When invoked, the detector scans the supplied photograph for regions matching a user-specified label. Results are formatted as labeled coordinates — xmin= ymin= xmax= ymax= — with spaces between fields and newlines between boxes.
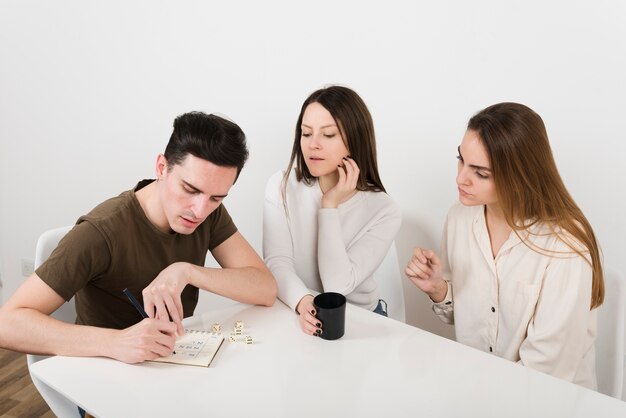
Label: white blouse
xmin=433 ymin=203 xmax=597 ymax=389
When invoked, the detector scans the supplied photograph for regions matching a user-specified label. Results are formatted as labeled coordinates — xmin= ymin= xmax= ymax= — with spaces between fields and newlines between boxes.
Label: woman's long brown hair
xmin=282 ymin=85 xmax=386 ymax=200
xmin=468 ymin=102 xmax=604 ymax=309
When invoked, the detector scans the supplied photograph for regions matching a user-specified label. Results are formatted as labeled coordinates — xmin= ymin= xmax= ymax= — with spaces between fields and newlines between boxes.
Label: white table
xmin=30 ymin=301 xmax=626 ymax=417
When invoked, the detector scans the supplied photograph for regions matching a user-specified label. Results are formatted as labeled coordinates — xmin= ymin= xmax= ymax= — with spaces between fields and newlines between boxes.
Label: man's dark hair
xmin=164 ymin=112 xmax=249 ymax=180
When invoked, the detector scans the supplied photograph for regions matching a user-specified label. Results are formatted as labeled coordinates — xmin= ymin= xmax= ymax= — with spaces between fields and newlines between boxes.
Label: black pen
xmin=122 ymin=288 xmax=149 ymax=318
xmin=123 ymin=288 xmax=176 ymax=354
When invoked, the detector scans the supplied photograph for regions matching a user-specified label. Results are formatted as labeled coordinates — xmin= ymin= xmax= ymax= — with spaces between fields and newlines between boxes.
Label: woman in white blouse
xmin=405 ymin=102 xmax=604 ymax=389
xmin=263 ymin=85 xmax=401 ymax=336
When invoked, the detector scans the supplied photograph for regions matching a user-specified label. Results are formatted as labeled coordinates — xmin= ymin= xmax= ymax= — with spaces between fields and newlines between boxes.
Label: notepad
xmin=150 ymin=329 xmax=224 ymax=367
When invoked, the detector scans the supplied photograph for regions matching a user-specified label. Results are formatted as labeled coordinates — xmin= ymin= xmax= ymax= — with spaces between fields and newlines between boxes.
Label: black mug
xmin=313 ymin=292 xmax=346 ymax=340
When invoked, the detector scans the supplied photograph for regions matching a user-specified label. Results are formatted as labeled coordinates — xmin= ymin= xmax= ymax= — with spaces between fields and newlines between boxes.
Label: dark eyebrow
xmin=458 ymin=146 xmax=491 ymax=172
xmin=182 ymin=180 xmax=228 ymax=198
xmin=182 ymin=180 xmax=202 ymax=193
xmin=301 ymin=123 xmax=337 ymax=130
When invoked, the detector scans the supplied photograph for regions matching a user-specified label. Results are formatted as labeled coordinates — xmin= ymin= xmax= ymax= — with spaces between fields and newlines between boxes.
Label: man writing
xmin=0 ymin=112 xmax=276 ymax=363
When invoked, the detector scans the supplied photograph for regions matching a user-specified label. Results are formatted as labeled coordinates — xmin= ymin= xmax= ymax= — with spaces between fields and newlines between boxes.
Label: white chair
xmin=374 ymin=241 xmax=406 ymax=322
xmin=28 ymin=225 xmax=80 ymax=417
xmin=596 ymin=267 xmax=626 ymax=399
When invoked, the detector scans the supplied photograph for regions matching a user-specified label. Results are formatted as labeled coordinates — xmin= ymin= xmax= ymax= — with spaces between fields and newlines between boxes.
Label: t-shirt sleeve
xmin=35 ymin=221 xmax=111 ymax=302
xmin=206 ymin=204 xmax=238 ymax=251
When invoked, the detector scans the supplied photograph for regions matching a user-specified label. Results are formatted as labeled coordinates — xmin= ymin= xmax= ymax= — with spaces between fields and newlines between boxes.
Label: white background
xmin=1 ymin=1 xmax=624 ymax=341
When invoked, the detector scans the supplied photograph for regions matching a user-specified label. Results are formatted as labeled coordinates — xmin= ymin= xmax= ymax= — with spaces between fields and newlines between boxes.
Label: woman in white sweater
xmin=405 ymin=102 xmax=604 ymax=389
xmin=263 ymin=85 xmax=401 ymax=336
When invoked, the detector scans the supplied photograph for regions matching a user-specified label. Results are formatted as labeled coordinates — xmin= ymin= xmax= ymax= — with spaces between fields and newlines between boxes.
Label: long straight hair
xmin=468 ymin=102 xmax=604 ymax=309
xmin=282 ymin=85 xmax=386 ymax=199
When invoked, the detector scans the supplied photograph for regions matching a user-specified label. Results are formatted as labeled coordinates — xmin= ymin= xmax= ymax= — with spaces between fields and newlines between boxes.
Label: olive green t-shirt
xmin=36 ymin=180 xmax=237 ymax=329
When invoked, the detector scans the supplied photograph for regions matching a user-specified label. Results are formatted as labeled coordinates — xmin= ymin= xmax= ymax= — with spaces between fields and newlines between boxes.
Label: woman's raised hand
xmin=405 ymin=247 xmax=448 ymax=303
xmin=322 ymin=156 xmax=359 ymax=209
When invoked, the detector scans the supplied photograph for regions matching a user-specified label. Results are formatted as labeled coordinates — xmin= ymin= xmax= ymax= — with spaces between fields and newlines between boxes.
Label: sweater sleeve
xmin=262 ymin=171 xmax=312 ymax=312
xmin=316 ymin=197 xmax=402 ymax=296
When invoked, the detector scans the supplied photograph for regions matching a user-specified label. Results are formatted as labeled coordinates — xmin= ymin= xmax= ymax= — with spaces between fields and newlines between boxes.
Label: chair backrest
xmin=34 ymin=226 xmax=76 ymax=323
xmin=28 ymin=225 xmax=80 ymax=417
xmin=596 ymin=267 xmax=626 ymax=399
xmin=374 ymin=242 xmax=406 ymax=322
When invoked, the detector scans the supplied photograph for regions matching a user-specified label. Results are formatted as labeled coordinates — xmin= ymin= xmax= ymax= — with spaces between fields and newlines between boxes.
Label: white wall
xmin=1 ymin=1 xmax=624 ymax=341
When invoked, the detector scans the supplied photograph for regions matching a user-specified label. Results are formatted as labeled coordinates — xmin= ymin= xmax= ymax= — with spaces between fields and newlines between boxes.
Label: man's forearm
xmin=187 ymin=264 xmax=277 ymax=306
xmin=0 ymin=307 xmax=114 ymax=357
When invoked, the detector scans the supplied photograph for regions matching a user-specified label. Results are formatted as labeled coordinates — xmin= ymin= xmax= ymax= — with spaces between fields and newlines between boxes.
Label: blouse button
xmin=491 ymin=306 xmax=495 ymax=313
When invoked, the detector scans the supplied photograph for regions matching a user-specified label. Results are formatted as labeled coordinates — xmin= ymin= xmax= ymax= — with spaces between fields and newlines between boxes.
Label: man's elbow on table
xmin=257 ymin=267 xmax=278 ymax=307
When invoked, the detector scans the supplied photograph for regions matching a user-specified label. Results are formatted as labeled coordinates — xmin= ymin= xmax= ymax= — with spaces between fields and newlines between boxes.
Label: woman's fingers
xmin=299 ymin=310 xmax=323 ymax=336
